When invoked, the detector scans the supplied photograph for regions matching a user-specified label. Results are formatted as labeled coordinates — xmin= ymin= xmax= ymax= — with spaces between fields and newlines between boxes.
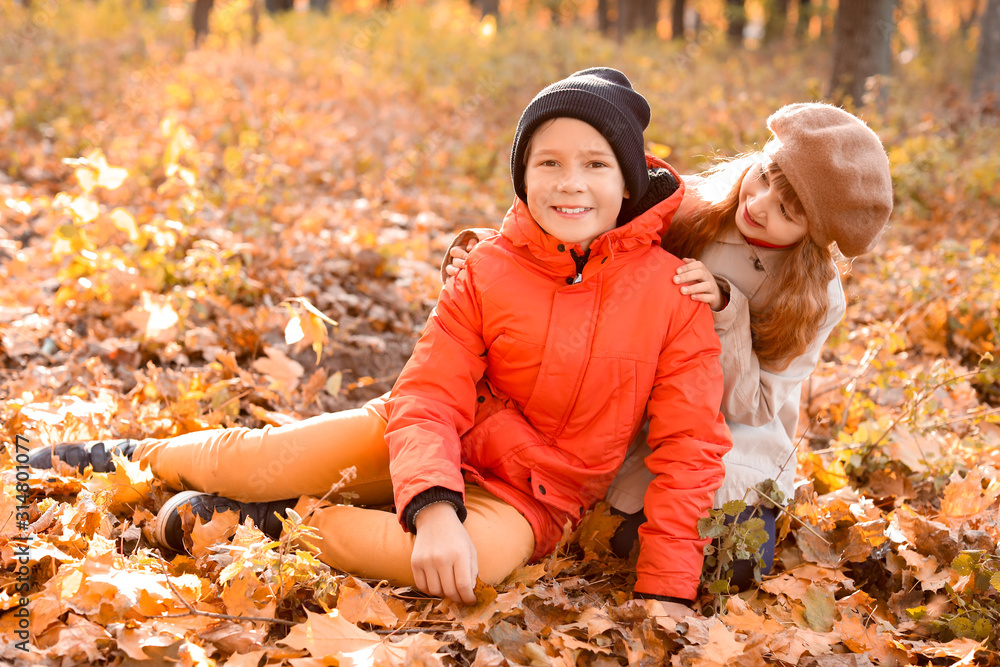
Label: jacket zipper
xmin=569 ymin=248 xmax=591 ymax=284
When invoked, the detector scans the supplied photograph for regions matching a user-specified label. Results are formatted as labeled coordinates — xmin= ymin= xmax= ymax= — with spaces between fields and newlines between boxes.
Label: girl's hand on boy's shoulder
xmin=674 ymin=259 xmax=724 ymax=311
xmin=444 ymin=240 xmax=476 ymax=280
xmin=411 ymin=502 xmax=479 ymax=604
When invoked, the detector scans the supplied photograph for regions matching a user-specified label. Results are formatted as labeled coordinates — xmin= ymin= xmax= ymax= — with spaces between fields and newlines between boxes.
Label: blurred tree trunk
xmin=973 ymin=0 xmax=1000 ymax=103
xmin=764 ymin=0 xmax=789 ymax=43
xmin=959 ymin=2 xmax=981 ymax=42
xmin=598 ymin=0 xmax=613 ymax=35
xmin=638 ymin=0 xmax=657 ymax=31
xmin=251 ymin=0 xmax=260 ymax=44
xmin=915 ymin=0 xmax=933 ymax=49
xmin=265 ymin=0 xmax=293 ymax=13
xmin=618 ymin=0 xmax=638 ymax=40
xmin=310 ymin=0 xmax=330 ymax=13
xmin=671 ymin=0 xmax=685 ymax=39
xmin=193 ymin=0 xmax=214 ymax=48
xmin=725 ymin=0 xmax=746 ymax=44
xmin=479 ymin=0 xmax=500 ymax=21
xmin=829 ymin=0 xmax=893 ymax=105
xmin=795 ymin=0 xmax=812 ymax=38
xmin=818 ymin=0 xmax=832 ymax=38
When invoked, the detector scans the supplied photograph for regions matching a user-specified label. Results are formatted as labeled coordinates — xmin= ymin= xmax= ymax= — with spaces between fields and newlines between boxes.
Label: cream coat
xmin=606 ymin=224 xmax=846 ymax=511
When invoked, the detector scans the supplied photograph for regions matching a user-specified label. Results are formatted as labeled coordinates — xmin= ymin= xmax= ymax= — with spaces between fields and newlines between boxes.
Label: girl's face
xmin=524 ymin=118 xmax=629 ymax=250
xmin=735 ymin=159 xmax=808 ymax=247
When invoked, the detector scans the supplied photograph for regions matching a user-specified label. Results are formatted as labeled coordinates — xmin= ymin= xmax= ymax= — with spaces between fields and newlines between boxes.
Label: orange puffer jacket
xmin=377 ymin=159 xmax=732 ymax=600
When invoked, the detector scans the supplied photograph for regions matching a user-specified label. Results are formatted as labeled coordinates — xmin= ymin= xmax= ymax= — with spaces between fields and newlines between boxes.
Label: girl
xmin=446 ymin=103 xmax=894 ymax=590
xmin=30 ymin=68 xmax=732 ymax=611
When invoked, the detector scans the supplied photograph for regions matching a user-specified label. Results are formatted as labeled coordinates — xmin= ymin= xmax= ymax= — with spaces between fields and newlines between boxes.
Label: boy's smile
xmin=524 ymin=118 xmax=629 ymax=250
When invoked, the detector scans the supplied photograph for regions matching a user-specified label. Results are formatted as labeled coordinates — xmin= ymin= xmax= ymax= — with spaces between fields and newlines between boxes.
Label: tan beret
xmin=765 ymin=103 xmax=893 ymax=257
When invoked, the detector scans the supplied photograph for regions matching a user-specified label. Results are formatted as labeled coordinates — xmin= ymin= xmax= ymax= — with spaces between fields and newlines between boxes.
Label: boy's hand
xmin=443 ymin=239 xmax=478 ymax=282
xmin=411 ymin=502 xmax=479 ymax=604
xmin=674 ymin=259 xmax=724 ymax=311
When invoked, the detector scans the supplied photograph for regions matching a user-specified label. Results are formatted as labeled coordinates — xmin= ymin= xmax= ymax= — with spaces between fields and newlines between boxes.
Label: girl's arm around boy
xmin=636 ymin=284 xmax=733 ymax=602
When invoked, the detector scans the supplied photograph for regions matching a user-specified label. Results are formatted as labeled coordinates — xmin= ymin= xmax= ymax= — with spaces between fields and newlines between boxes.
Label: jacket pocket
xmin=527 ymin=466 xmax=584 ymax=516
xmin=461 ymin=406 xmax=544 ymax=471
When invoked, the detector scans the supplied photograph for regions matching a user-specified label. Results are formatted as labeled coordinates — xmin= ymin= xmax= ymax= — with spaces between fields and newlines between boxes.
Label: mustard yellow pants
xmin=134 ymin=404 xmax=535 ymax=585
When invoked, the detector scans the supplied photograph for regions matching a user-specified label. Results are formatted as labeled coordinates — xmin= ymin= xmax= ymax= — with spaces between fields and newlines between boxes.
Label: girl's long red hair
xmin=664 ymin=154 xmax=835 ymax=371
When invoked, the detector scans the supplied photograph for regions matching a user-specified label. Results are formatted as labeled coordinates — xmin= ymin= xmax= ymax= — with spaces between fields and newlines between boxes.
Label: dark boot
xmin=26 ymin=439 xmax=137 ymax=473
xmin=154 ymin=490 xmax=297 ymax=552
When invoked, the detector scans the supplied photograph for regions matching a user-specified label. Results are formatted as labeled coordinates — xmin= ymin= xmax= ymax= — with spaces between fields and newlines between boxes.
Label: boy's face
xmin=524 ymin=118 xmax=629 ymax=250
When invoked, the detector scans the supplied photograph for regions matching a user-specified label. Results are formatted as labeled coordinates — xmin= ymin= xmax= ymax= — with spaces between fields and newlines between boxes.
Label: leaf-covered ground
xmin=2 ymin=2 xmax=1000 ymax=665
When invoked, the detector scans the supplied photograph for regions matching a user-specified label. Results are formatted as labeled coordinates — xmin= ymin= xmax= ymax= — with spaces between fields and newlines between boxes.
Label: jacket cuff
xmin=711 ymin=278 xmax=744 ymax=332
xmin=633 ymin=591 xmax=695 ymax=606
xmin=402 ymin=486 xmax=468 ymax=533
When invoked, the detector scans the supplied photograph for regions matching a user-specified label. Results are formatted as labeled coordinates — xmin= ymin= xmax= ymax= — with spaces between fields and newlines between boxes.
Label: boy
xmin=30 ymin=69 xmax=731 ymax=609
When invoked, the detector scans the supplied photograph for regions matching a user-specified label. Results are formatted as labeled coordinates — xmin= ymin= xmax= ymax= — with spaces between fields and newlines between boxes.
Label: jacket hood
xmin=501 ymin=156 xmax=684 ymax=274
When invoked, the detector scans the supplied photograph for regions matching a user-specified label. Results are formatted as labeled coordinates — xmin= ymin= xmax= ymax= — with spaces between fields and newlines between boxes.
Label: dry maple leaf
xmin=184 ymin=505 xmax=242 ymax=559
xmin=501 ymin=562 xmax=547 ymax=588
xmin=279 ymin=609 xmax=445 ymax=666
xmin=891 ymin=505 xmax=961 ymax=563
xmin=940 ymin=468 xmax=1000 ymax=519
xmin=252 ymin=345 xmax=305 ymax=397
xmin=336 ymin=576 xmax=406 ymax=629
xmin=767 ymin=627 xmax=839 ymax=664
xmin=720 ymin=595 xmax=784 ymax=636
xmin=898 ymin=550 xmax=950 ymax=592
xmin=40 ymin=612 xmax=113 ymax=662
xmin=687 ymin=620 xmax=747 ymax=667
xmin=220 ymin=569 xmax=275 ymax=620
xmin=905 ymin=637 xmax=986 ymax=661
xmin=219 ymin=650 xmax=272 ymax=667
xmin=82 ymin=452 xmax=153 ymax=512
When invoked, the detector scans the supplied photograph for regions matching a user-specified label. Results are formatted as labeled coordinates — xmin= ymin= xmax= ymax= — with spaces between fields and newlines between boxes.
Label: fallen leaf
xmin=899 ymin=550 xmax=950 ymax=591
xmin=187 ymin=507 xmax=241 ymax=558
xmin=800 ymin=585 xmax=836 ymax=633
xmin=892 ymin=505 xmax=961 ymax=563
xmin=940 ymin=468 xmax=1000 ymax=518
xmin=82 ymin=452 xmax=153 ymax=512
xmin=691 ymin=620 xmax=745 ymax=666
xmin=125 ymin=291 xmax=180 ymax=343
xmin=252 ymin=345 xmax=305 ymax=397
xmin=279 ymin=609 xmax=445 ymax=666
xmin=336 ymin=577 xmax=405 ymax=629
xmin=721 ymin=595 xmax=784 ymax=636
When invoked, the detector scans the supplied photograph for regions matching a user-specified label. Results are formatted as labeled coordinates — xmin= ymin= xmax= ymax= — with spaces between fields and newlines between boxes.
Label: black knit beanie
xmin=511 ymin=67 xmax=651 ymax=213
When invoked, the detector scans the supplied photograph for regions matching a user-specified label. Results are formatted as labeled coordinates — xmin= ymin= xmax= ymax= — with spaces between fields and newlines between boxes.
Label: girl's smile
xmin=741 ymin=206 xmax=764 ymax=230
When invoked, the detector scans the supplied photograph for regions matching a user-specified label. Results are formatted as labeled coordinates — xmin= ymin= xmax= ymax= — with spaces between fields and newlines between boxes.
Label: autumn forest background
xmin=2 ymin=0 xmax=1000 ymax=664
